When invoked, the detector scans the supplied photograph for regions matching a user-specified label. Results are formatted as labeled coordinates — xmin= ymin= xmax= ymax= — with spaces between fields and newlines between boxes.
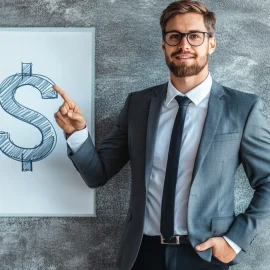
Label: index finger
xmin=53 ymin=85 xmax=72 ymax=103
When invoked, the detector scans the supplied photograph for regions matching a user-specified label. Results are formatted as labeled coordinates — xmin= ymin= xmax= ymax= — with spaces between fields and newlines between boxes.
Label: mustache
xmin=171 ymin=50 xmax=197 ymax=58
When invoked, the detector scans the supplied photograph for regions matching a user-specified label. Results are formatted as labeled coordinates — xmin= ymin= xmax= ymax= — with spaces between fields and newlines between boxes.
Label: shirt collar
xmin=165 ymin=73 xmax=213 ymax=106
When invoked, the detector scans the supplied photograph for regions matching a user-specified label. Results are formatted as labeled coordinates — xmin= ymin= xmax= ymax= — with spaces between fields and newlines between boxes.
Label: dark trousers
xmin=131 ymin=235 xmax=229 ymax=270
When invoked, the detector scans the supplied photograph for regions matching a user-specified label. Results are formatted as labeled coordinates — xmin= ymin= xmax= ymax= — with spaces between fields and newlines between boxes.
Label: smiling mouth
xmin=175 ymin=55 xmax=195 ymax=59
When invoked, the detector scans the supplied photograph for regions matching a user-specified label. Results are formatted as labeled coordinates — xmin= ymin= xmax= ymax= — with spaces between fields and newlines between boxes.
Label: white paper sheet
xmin=0 ymin=28 xmax=95 ymax=216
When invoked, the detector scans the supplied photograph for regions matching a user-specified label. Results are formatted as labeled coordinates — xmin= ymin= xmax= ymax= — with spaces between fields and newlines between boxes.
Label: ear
xmin=208 ymin=36 xmax=216 ymax=55
xmin=162 ymin=39 xmax=166 ymax=54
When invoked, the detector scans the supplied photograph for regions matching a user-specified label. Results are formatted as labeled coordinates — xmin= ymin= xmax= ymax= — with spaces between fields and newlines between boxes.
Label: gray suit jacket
xmin=68 ymin=80 xmax=270 ymax=270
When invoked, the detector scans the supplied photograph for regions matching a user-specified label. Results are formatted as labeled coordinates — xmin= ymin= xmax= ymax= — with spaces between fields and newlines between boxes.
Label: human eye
xmin=168 ymin=33 xmax=180 ymax=40
xmin=189 ymin=33 xmax=202 ymax=40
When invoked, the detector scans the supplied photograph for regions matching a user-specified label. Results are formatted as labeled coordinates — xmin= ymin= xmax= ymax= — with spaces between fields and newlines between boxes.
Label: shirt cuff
xmin=223 ymin=236 xmax=242 ymax=254
xmin=66 ymin=127 xmax=89 ymax=153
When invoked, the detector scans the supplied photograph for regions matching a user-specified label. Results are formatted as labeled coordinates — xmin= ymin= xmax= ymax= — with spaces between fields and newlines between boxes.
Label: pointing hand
xmin=53 ymin=85 xmax=86 ymax=135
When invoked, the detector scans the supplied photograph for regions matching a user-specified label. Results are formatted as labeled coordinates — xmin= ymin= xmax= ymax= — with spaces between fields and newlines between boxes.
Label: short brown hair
xmin=160 ymin=0 xmax=216 ymax=36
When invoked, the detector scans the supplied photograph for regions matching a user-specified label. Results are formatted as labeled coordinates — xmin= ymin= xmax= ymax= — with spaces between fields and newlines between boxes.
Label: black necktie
xmin=160 ymin=95 xmax=191 ymax=241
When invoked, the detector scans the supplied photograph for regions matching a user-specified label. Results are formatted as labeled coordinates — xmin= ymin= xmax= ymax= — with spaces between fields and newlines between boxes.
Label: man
xmin=53 ymin=1 xmax=270 ymax=269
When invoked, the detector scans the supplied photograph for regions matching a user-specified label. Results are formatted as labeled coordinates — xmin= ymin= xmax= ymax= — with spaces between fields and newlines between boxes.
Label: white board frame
xmin=0 ymin=27 xmax=96 ymax=217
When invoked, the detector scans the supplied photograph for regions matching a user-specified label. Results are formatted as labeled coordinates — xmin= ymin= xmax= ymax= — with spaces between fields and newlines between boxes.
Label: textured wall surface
xmin=0 ymin=0 xmax=269 ymax=269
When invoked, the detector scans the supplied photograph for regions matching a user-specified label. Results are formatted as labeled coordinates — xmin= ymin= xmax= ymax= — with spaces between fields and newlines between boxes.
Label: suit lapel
xmin=145 ymin=84 xmax=167 ymax=192
xmin=191 ymin=80 xmax=225 ymax=184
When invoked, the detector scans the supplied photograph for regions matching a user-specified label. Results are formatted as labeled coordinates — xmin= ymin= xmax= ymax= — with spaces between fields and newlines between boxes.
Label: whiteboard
xmin=0 ymin=28 xmax=95 ymax=216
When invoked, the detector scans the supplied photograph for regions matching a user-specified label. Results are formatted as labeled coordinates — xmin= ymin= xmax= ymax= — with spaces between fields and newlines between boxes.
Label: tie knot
xmin=175 ymin=95 xmax=191 ymax=106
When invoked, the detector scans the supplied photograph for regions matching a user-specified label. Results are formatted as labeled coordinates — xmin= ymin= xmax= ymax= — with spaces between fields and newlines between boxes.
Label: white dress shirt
xmin=67 ymin=73 xmax=241 ymax=254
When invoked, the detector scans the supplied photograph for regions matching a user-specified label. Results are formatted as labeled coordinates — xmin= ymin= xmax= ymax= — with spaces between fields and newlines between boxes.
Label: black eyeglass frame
xmin=162 ymin=31 xmax=213 ymax=47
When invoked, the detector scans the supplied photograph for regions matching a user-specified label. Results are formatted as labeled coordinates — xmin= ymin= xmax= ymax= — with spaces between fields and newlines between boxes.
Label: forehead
xmin=165 ymin=12 xmax=207 ymax=32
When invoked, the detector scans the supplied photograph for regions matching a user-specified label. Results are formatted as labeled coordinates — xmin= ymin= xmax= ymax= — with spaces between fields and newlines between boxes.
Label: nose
xmin=177 ymin=34 xmax=191 ymax=49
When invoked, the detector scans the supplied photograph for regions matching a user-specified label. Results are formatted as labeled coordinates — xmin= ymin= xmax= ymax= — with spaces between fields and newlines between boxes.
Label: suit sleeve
xmin=67 ymin=93 xmax=131 ymax=188
xmin=224 ymin=98 xmax=270 ymax=251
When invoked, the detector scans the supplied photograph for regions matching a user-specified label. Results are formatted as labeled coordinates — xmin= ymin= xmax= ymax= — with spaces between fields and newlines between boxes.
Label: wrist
xmin=66 ymin=125 xmax=86 ymax=138
xmin=76 ymin=124 xmax=86 ymax=131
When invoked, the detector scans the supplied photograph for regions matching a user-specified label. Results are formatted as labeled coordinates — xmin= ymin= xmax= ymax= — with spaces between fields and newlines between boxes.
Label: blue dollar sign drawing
xmin=0 ymin=63 xmax=58 ymax=172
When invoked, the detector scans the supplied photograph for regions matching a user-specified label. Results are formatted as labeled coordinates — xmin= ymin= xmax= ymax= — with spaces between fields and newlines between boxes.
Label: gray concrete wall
xmin=0 ymin=0 xmax=269 ymax=269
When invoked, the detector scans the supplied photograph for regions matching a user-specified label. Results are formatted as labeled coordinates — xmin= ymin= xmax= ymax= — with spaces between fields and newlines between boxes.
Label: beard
xmin=165 ymin=50 xmax=209 ymax=77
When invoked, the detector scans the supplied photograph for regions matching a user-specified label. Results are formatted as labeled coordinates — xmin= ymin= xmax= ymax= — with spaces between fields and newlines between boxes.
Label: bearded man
xmin=54 ymin=1 xmax=270 ymax=269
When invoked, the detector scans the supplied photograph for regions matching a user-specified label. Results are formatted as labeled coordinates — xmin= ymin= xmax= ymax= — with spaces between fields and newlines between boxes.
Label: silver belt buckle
xmin=161 ymin=235 xmax=180 ymax=245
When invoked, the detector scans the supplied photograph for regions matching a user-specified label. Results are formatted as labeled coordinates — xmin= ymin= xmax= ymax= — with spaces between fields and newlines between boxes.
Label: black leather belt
xmin=143 ymin=234 xmax=190 ymax=245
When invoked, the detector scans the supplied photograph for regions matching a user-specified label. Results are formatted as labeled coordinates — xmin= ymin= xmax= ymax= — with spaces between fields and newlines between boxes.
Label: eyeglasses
xmin=163 ymin=31 xmax=212 ymax=47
